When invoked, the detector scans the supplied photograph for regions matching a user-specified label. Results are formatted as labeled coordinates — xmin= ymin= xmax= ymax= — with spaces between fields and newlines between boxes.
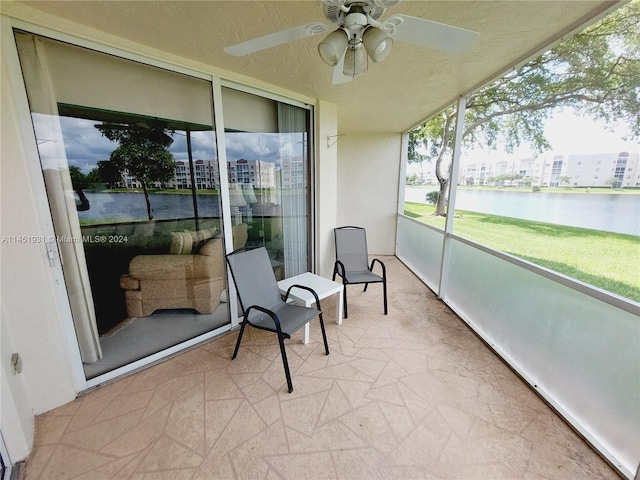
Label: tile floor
xmin=25 ymin=257 xmax=620 ymax=479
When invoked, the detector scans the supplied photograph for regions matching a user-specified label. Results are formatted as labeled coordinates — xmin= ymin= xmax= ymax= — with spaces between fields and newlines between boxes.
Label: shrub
xmin=425 ymin=191 xmax=439 ymax=205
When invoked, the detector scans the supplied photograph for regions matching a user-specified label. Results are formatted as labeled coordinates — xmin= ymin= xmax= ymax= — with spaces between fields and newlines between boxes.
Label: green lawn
xmin=404 ymin=201 xmax=640 ymax=302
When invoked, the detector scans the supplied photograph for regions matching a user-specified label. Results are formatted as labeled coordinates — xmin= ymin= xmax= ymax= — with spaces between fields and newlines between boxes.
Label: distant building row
xmin=121 ymin=158 xmax=305 ymax=190
xmin=458 ymin=151 xmax=640 ymax=188
xmin=410 ymin=151 xmax=640 ymax=188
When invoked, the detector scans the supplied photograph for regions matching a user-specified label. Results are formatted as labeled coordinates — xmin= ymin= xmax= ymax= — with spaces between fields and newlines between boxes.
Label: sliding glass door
xmin=15 ymin=32 xmax=229 ymax=380
xmin=222 ymin=87 xmax=312 ymax=279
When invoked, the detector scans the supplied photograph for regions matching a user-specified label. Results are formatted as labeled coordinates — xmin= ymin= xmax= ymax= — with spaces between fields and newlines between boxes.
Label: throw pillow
xmin=169 ymin=231 xmax=192 ymax=254
xmin=169 ymin=227 xmax=217 ymax=254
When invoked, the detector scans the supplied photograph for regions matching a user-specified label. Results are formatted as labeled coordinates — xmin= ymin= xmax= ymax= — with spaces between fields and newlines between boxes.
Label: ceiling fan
xmin=224 ymin=0 xmax=479 ymax=84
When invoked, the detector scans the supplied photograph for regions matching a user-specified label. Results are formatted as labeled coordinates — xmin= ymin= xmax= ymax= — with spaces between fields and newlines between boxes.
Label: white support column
xmin=397 ymin=133 xmax=409 ymax=216
xmin=438 ymin=96 xmax=467 ymax=300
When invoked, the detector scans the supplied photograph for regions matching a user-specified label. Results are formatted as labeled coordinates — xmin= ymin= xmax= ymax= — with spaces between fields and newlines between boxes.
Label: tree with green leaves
xmin=605 ymin=177 xmax=622 ymax=189
xmin=558 ymin=176 xmax=573 ymax=187
xmin=406 ymin=173 xmax=421 ymax=185
xmin=68 ymin=165 xmax=86 ymax=189
xmin=488 ymin=173 xmax=514 ymax=186
xmin=85 ymin=167 xmax=102 ymax=186
xmin=96 ymin=122 xmax=176 ymax=220
xmin=409 ymin=0 xmax=640 ymax=215
xmin=68 ymin=165 xmax=90 ymax=211
xmin=94 ymin=160 xmax=123 ymax=189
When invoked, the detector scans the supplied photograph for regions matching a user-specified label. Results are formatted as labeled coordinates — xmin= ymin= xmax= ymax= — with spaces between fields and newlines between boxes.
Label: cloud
xmin=278 ymin=132 xmax=306 ymax=159
xmin=225 ymin=132 xmax=281 ymax=163
xmin=59 ymin=116 xmax=117 ymax=171
xmin=45 ymin=115 xmax=306 ymax=175
xmin=170 ymin=131 xmax=217 ymax=162
xmin=56 ymin=117 xmax=220 ymax=172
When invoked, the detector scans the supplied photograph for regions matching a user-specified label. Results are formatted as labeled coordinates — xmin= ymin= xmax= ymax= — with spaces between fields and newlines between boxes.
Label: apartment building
xmin=565 ymin=151 xmax=640 ymax=188
xmin=460 ymin=151 xmax=640 ymax=188
xmin=119 ymin=158 xmax=280 ymax=190
xmin=228 ymin=158 xmax=277 ymax=189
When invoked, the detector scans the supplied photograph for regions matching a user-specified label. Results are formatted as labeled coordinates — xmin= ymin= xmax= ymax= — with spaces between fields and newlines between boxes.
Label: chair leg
xmin=276 ymin=332 xmax=294 ymax=393
xmin=231 ymin=322 xmax=247 ymax=360
xmin=383 ymin=279 xmax=388 ymax=315
xmin=318 ymin=313 xmax=330 ymax=356
xmin=343 ymin=285 xmax=348 ymax=319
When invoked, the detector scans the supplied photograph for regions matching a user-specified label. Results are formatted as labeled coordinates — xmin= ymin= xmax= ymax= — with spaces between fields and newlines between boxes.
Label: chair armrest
xmin=245 ymin=304 xmax=281 ymax=330
xmin=284 ymin=284 xmax=322 ymax=310
xmin=370 ymin=258 xmax=386 ymax=278
xmin=120 ymin=274 xmax=139 ymax=290
xmin=199 ymin=237 xmax=223 ymax=257
xmin=333 ymin=260 xmax=346 ymax=281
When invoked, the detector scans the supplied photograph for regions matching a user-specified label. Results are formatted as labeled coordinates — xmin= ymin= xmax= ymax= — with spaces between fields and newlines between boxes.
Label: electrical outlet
xmin=10 ymin=353 xmax=22 ymax=374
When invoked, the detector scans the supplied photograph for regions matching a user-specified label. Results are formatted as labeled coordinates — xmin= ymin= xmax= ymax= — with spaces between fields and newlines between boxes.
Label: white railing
xmin=396 ymin=214 xmax=640 ymax=479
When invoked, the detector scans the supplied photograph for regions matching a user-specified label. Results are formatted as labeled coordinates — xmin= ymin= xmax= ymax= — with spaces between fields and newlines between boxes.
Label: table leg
xmin=336 ymin=289 xmax=343 ymax=325
xmin=302 ymin=324 xmax=310 ymax=344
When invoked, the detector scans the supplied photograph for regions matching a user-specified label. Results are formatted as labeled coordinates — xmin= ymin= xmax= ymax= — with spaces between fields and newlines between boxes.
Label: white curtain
xmin=277 ymin=103 xmax=308 ymax=276
xmin=16 ymin=34 xmax=102 ymax=363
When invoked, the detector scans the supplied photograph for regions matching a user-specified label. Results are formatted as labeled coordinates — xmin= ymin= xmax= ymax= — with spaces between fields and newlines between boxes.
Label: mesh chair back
xmin=226 ymin=247 xmax=283 ymax=312
xmin=334 ymin=226 xmax=370 ymax=272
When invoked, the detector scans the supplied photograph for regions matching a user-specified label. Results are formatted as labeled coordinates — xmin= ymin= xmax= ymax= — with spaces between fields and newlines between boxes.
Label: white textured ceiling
xmin=10 ymin=0 xmax=617 ymax=133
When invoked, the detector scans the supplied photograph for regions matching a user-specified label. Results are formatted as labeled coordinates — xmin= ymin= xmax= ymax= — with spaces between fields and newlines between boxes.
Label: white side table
xmin=277 ymin=272 xmax=344 ymax=344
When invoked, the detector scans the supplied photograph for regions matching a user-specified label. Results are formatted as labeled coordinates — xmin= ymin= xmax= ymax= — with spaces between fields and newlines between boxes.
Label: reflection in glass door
xmin=222 ymin=87 xmax=312 ymax=279
xmin=15 ymin=31 xmax=230 ymax=380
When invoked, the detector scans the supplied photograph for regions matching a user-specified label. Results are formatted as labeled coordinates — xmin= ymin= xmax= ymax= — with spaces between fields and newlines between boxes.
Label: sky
xmin=460 ymin=108 xmax=639 ymax=166
xmin=541 ymin=110 xmax=638 ymax=155
xmin=54 ymin=116 xmax=292 ymax=174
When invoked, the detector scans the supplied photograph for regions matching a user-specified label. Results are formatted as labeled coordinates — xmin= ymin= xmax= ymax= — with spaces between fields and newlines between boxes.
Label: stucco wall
xmin=315 ymin=101 xmax=339 ymax=279
xmin=336 ymin=132 xmax=402 ymax=255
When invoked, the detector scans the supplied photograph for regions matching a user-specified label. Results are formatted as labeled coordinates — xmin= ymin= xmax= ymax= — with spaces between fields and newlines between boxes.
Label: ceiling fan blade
xmin=332 ymin=54 xmax=354 ymax=84
xmin=225 ymin=22 xmax=328 ymax=56
xmin=386 ymin=14 xmax=479 ymax=53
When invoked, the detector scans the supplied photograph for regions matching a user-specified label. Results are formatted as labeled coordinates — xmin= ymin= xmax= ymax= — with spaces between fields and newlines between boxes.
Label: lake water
xmin=79 ymin=190 xmax=640 ymax=236
xmin=78 ymin=192 xmax=222 ymax=223
xmin=405 ymin=187 xmax=640 ymax=236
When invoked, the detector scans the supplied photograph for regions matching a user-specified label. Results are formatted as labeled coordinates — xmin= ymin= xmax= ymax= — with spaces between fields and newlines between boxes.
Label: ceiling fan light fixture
xmin=362 ymin=26 xmax=392 ymax=63
xmin=318 ymin=29 xmax=348 ymax=67
xmin=343 ymin=44 xmax=367 ymax=77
